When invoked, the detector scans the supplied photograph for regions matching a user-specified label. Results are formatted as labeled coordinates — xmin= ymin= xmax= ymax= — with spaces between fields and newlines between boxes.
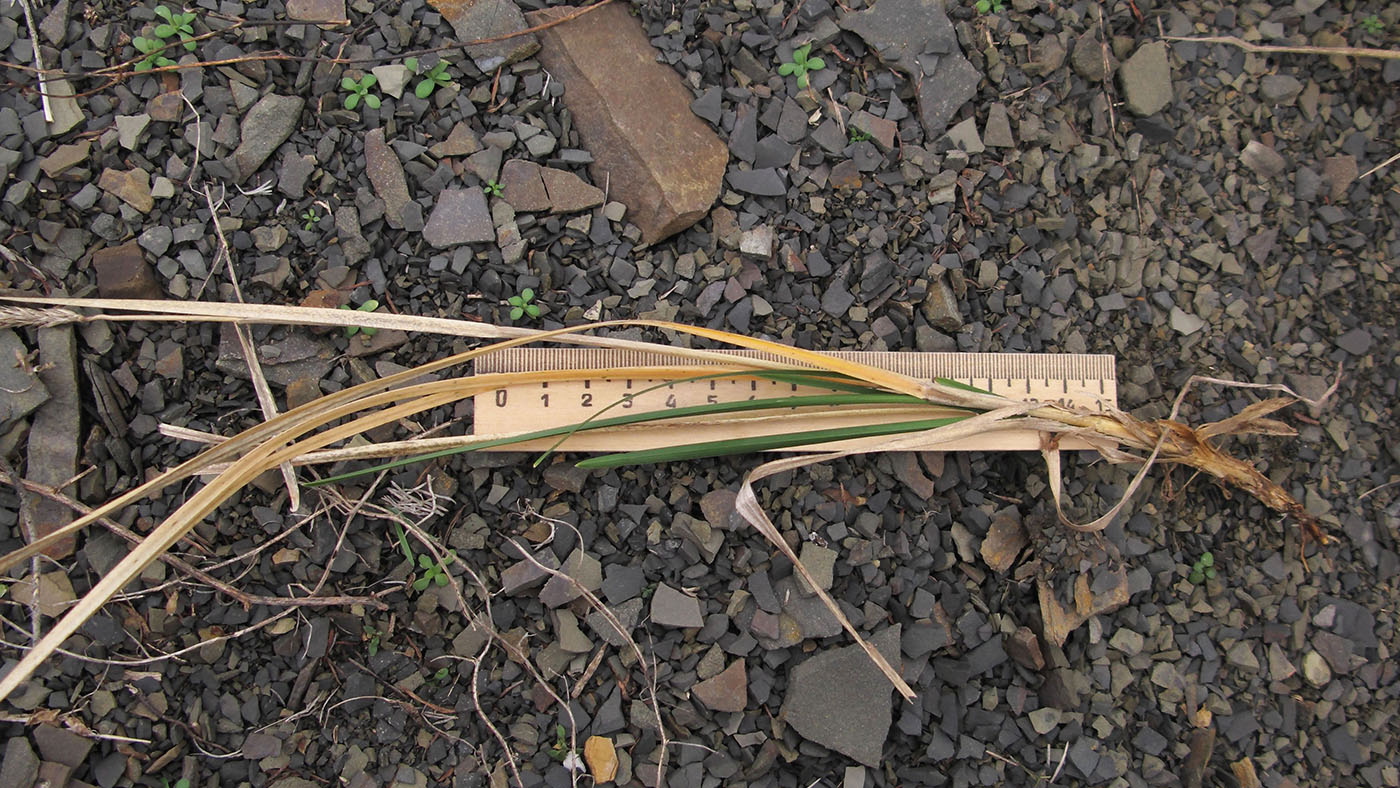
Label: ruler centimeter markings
xmin=472 ymin=349 xmax=1117 ymax=453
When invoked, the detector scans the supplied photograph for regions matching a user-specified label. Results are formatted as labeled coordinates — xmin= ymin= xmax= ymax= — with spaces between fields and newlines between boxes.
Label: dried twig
xmin=1161 ymin=34 xmax=1400 ymax=60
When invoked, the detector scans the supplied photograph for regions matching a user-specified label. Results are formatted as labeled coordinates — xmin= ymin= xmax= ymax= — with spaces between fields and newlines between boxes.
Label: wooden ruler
xmin=472 ymin=349 xmax=1116 ymax=452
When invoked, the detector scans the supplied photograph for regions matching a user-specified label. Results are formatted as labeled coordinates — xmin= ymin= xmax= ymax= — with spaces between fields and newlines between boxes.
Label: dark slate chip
xmin=726 ymin=167 xmax=786 ymax=196
xmin=690 ymin=87 xmax=722 ymax=125
xmin=729 ymin=105 xmax=758 ymax=162
xmin=753 ymin=135 xmax=796 ymax=169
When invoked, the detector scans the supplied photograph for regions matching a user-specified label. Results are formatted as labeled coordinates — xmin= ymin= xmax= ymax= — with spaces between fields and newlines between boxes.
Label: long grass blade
xmin=576 ymin=415 xmax=974 ymax=468
xmin=307 ymin=390 xmax=937 ymax=486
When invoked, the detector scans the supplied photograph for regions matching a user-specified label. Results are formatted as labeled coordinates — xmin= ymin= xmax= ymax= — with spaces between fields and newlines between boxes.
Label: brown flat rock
xmin=422 ymin=187 xmax=494 ymax=248
xmin=528 ymin=3 xmax=727 ymax=246
xmin=500 ymin=159 xmax=550 ymax=212
xmin=39 ymin=141 xmax=90 ymax=178
xmin=98 ymin=167 xmax=154 ymax=213
xmin=286 ymin=0 xmax=346 ymax=23
xmin=364 ymin=128 xmax=412 ymax=229
xmin=430 ymin=0 xmax=539 ymax=72
xmin=980 ymin=508 xmax=1027 ymax=573
xmin=692 ymin=658 xmax=747 ymax=713
xmin=91 ymin=241 xmax=162 ymax=299
xmin=430 ymin=122 xmax=482 ymax=157
xmin=540 ymin=166 xmax=603 ymax=213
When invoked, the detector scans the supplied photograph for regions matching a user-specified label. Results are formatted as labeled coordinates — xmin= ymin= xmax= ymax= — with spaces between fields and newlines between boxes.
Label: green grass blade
xmin=305 ymin=389 xmax=935 ymax=486
xmin=530 ymin=369 xmax=900 ymax=465
xmin=575 ymin=414 xmax=974 ymax=469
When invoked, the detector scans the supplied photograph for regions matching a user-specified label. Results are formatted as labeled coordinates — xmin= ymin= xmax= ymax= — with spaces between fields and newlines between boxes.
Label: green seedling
xmin=132 ymin=37 xmax=176 ymax=71
xmin=413 ymin=60 xmax=454 ymax=99
xmin=1187 ymin=551 xmax=1217 ymax=585
xmin=162 ymin=779 xmax=191 ymax=788
xmin=154 ymin=5 xmax=197 ymax=46
xmin=363 ymin=624 xmax=382 ymax=656
xmin=778 ymin=43 xmax=826 ymax=88
xmin=431 ymin=666 xmax=451 ymax=683
xmin=546 ymin=724 xmax=572 ymax=761
xmin=341 ymin=74 xmax=381 ymax=111
xmin=849 ymin=128 xmax=872 ymax=143
xmin=300 ymin=208 xmax=319 ymax=231
xmin=1360 ymin=15 xmax=1385 ymax=35
xmin=133 ymin=5 xmax=198 ymax=71
xmin=507 ymin=288 xmax=541 ymax=321
xmin=975 ymin=0 xmax=1007 ymax=13
xmin=340 ymin=299 xmax=380 ymax=338
xmin=412 ymin=550 xmax=457 ymax=592
xmin=485 ymin=180 xmax=503 ymax=197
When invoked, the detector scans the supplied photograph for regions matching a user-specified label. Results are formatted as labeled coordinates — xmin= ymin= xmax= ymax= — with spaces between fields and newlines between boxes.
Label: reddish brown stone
xmin=527 ymin=3 xmax=727 ymax=246
xmin=500 ymin=159 xmax=550 ymax=212
xmin=91 ymin=241 xmax=162 ymax=300
xmin=1005 ymin=626 xmax=1045 ymax=671
xmin=692 ymin=658 xmax=747 ymax=712
xmin=98 ymin=167 xmax=154 ymax=213
xmin=980 ymin=509 xmax=1027 ymax=573
xmin=364 ymin=128 xmax=411 ymax=229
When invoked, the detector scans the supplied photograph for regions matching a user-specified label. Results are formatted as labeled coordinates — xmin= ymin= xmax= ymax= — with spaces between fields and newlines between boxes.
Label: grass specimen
xmin=0 ymin=295 xmax=1335 ymax=706
xmin=778 ymin=43 xmax=826 ymax=88
xmin=341 ymin=73 xmax=381 ymax=111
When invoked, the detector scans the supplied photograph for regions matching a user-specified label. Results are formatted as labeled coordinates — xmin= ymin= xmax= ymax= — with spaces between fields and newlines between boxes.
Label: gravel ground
xmin=0 ymin=0 xmax=1397 ymax=786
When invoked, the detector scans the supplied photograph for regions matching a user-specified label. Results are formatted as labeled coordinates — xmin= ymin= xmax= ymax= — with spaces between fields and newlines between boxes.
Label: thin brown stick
xmin=1359 ymin=150 xmax=1400 ymax=180
xmin=1160 ymin=34 xmax=1400 ymax=60
xmin=202 ymin=185 xmax=301 ymax=509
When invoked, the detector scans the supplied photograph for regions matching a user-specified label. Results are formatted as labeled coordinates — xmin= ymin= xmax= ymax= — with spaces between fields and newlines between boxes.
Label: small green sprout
xmin=340 ymin=299 xmax=379 ymax=338
xmin=485 ymin=180 xmax=503 ymax=197
xmin=134 ymin=5 xmax=197 ymax=71
xmin=413 ymin=60 xmax=455 ymax=99
xmin=412 ymin=550 xmax=457 ymax=592
xmin=363 ymin=624 xmax=382 ymax=656
xmin=162 ymin=779 xmax=191 ymax=788
xmin=849 ymin=127 xmax=872 ymax=143
xmin=1187 ymin=551 xmax=1217 ymax=585
xmin=341 ymin=73 xmax=381 ymax=111
xmin=431 ymin=666 xmax=451 ymax=684
xmin=153 ymin=5 xmax=197 ymax=48
xmin=778 ymin=43 xmax=826 ymax=89
xmin=390 ymin=520 xmax=416 ymax=565
xmin=507 ymin=288 xmax=541 ymax=321
xmin=546 ymin=724 xmax=574 ymax=761
xmin=300 ymin=208 xmax=319 ymax=231
xmin=132 ymin=37 xmax=176 ymax=71
xmin=974 ymin=0 xmax=1007 ymax=13
xmin=1359 ymin=15 xmax=1385 ymax=35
